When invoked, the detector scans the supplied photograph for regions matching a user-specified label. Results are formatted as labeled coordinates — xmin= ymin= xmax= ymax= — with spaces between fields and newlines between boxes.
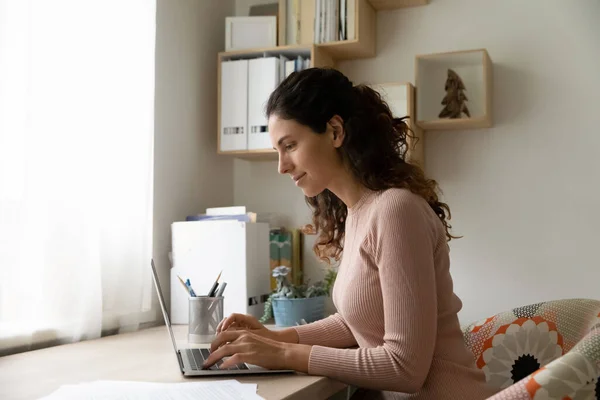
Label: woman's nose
xmin=278 ymin=155 xmax=291 ymax=175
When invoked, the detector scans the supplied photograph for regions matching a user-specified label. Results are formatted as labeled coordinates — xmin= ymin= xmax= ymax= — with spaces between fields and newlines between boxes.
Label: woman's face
xmin=268 ymin=115 xmax=343 ymax=198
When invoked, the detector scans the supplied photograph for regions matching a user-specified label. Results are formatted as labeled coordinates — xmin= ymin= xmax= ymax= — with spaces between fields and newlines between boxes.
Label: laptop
xmin=150 ymin=259 xmax=294 ymax=376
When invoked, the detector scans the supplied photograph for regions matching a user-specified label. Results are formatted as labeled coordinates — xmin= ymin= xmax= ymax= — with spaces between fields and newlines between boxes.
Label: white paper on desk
xmin=37 ymin=379 xmax=263 ymax=400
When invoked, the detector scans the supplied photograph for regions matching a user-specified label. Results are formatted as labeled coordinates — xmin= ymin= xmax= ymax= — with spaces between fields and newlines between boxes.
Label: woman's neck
xmin=327 ymin=169 xmax=366 ymax=209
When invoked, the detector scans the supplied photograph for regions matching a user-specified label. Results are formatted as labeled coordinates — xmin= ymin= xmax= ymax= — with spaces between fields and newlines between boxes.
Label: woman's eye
xmin=285 ymin=143 xmax=295 ymax=151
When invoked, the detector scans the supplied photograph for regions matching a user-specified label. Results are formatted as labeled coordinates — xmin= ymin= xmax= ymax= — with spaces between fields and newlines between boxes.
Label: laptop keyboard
xmin=185 ymin=348 xmax=249 ymax=371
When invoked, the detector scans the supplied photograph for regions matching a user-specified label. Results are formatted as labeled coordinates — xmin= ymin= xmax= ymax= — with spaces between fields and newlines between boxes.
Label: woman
xmin=203 ymin=68 xmax=497 ymax=399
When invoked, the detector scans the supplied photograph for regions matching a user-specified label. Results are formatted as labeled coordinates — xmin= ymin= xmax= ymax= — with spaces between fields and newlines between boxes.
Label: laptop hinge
xmin=177 ymin=350 xmax=185 ymax=373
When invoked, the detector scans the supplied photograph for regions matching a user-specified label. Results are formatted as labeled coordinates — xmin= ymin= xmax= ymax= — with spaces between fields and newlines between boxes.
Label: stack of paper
xmin=38 ymin=380 xmax=264 ymax=400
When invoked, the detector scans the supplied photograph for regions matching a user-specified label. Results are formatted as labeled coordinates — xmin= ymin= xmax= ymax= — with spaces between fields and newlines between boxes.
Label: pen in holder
xmin=188 ymin=295 xmax=224 ymax=344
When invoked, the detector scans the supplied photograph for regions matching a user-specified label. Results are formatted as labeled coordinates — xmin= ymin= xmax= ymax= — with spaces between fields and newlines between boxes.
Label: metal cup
xmin=188 ymin=296 xmax=224 ymax=343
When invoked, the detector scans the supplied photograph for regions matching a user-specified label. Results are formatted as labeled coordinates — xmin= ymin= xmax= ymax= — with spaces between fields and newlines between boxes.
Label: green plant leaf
xmin=259 ymin=295 xmax=273 ymax=323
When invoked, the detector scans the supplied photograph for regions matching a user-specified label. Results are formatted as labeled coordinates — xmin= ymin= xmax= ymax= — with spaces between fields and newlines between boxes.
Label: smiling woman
xmin=266 ymin=68 xmax=456 ymax=263
xmin=208 ymin=67 xmax=499 ymax=400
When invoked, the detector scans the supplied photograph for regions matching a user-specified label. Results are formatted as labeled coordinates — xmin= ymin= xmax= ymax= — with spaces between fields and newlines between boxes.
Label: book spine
xmin=269 ymin=231 xmax=281 ymax=291
xmin=185 ymin=214 xmax=251 ymax=222
xmin=278 ymin=231 xmax=293 ymax=286
xmin=292 ymin=228 xmax=304 ymax=285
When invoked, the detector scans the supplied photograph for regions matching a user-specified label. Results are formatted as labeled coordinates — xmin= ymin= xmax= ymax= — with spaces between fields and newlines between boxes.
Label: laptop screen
xmin=150 ymin=259 xmax=179 ymax=355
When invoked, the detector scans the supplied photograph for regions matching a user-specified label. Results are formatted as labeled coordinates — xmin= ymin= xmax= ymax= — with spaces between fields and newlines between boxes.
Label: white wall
xmin=154 ymin=0 xmax=235 ymax=312
xmin=234 ymin=0 xmax=600 ymax=323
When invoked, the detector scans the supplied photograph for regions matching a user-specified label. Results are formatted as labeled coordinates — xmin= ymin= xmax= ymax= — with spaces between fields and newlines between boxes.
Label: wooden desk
xmin=0 ymin=325 xmax=347 ymax=400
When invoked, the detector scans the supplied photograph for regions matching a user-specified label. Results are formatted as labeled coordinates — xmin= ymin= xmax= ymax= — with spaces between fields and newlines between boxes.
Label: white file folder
xmin=170 ymin=220 xmax=271 ymax=324
xmin=247 ymin=57 xmax=279 ymax=150
xmin=220 ymin=59 xmax=249 ymax=152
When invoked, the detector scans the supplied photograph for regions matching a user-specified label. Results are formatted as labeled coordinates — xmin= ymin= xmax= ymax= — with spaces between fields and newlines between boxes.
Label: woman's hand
xmin=203 ymin=330 xmax=311 ymax=372
xmin=216 ymin=313 xmax=301 ymax=344
xmin=217 ymin=313 xmax=266 ymax=334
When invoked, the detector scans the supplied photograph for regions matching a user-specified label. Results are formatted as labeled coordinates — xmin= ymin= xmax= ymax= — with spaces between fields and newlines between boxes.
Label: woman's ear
xmin=328 ymin=115 xmax=345 ymax=148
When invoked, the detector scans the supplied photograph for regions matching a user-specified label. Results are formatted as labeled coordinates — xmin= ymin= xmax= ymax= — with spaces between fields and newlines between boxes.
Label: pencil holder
xmin=188 ymin=296 xmax=224 ymax=344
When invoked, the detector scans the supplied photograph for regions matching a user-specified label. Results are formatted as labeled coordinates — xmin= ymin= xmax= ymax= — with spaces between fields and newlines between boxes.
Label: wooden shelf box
xmin=415 ymin=48 xmax=492 ymax=130
xmin=278 ymin=0 xmax=376 ymax=63
xmin=368 ymin=0 xmax=429 ymax=11
xmin=216 ymin=148 xmax=278 ymax=161
xmin=371 ymin=82 xmax=424 ymax=167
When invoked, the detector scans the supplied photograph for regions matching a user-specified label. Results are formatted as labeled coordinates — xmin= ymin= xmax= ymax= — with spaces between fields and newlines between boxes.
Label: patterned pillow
xmin=462 ymin=298 xmax=600 ymax=399
xmin=525 ymin=330 xmax=599 ymax=400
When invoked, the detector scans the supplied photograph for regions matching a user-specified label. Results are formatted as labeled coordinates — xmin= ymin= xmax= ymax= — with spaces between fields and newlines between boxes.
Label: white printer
xmin=170 ymin=219 xmax=270 ymax=324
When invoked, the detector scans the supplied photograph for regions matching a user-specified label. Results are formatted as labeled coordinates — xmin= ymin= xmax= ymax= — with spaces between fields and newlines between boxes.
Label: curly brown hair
xmin=266 ymin=68 xmax=458 ymax=264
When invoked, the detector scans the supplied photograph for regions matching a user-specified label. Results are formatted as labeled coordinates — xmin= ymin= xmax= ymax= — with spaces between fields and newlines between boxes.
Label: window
xmin=0 ymin=0 xmax=157 ymax=355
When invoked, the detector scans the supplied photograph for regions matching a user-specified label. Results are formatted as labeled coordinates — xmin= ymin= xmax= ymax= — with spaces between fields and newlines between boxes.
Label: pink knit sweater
xmin=293 ymin=189 xmax=497 ymax=399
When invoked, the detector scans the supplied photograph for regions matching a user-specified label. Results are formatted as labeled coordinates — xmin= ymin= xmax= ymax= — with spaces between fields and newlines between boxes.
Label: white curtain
xmin=0 ymin=0 xmax=156 ymax=354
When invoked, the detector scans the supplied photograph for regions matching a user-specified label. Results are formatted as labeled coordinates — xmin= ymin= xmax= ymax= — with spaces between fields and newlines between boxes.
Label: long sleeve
xmin=306 ymin=193 xmax=438 ymax=393
xmin=293 ymin=312 xmax=358 ymax=348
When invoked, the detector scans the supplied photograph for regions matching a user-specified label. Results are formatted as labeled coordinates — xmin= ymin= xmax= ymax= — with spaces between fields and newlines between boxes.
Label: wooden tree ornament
xmin=439 ymin=68 xmax=470 ymax=119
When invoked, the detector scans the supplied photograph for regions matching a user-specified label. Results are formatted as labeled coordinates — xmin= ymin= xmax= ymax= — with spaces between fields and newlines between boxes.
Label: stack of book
xmin=279 ymin=55 xmax=311 ymax=83
xmin=186 ymin=206 xmax=280 ymax=225
xmin=269 ymin=228 xmax=304 ymax=290
xmin=285 ymin=0 xmax=355 ymax=45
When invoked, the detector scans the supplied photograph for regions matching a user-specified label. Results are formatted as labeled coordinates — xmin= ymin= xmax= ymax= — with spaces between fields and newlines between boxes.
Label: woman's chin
xmin=301 ymin=186 xmax=325 ymax=198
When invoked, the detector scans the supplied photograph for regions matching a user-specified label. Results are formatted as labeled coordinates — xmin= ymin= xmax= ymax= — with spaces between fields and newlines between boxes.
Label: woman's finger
xmin=217 ymin=315 xmax=233 ymax=334
xmin=203 ymin=342 xmax=245 ymax=369
xmin=218 ymin=313 xmax=245 ymax=333
xmin=228 ymin=321 xmax=242 ymax=331
xmin=219 ymin=353 xmax=250 ymax=370
xmin=216 ymin=317 xmax=226 ymax=333
xmin=241 ymin=314 xmax=263 ymax=330
xmin=225 ymin=314 xmax=263 ymax=332
xmin=210 ymin=330 xmax=245 ymax=353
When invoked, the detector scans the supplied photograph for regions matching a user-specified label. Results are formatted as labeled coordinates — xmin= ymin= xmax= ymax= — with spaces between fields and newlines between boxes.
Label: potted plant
xmin=260 ymin=266 xmax=336 ymax=327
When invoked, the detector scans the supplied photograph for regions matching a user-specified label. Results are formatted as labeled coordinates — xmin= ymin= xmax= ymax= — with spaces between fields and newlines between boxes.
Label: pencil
xmin=177 ymin=275 xmax=192 ymax=296
xmin=207 ymin=270 xmax=222 ymax=297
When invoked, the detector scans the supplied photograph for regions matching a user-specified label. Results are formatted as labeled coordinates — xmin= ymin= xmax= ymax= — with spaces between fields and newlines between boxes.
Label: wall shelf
xmin=415 ymin=48 xmax=493 ymax=131
xmin=417 ymin=117 xmax=492 ymax=131
xmin=219 ymin=44 xmax=311 ymax=59
xmin=217 ymin=0 xmax=431 ymax=160
xmin=278 ymin=0 xmax=376 ymax=63
xmin=218 ymin=44 xmax=334 ymax=67
xmin=217 ymin=149 xmax=278 ymax=161
xmin=317 ymin=37 xmax=374 ymax=60
xmin=368 ymin=0 xmax=429 ymax=10
xmin=317 ymin=0 xmax=376 ymax=60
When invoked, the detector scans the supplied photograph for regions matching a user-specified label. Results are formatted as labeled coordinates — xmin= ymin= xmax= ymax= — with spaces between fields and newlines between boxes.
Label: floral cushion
xmin=461 ymin=298 xmax=600 ymax=399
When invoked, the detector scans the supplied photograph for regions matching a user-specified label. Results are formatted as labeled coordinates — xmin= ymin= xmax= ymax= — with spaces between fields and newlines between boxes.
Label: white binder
xmin=170 ymin=220 xmax=270 ymax=324
xmin=247 ymin=57 xmax=279 ymax=150
xmin=220 ymin=59 xmax=249 ymax=152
